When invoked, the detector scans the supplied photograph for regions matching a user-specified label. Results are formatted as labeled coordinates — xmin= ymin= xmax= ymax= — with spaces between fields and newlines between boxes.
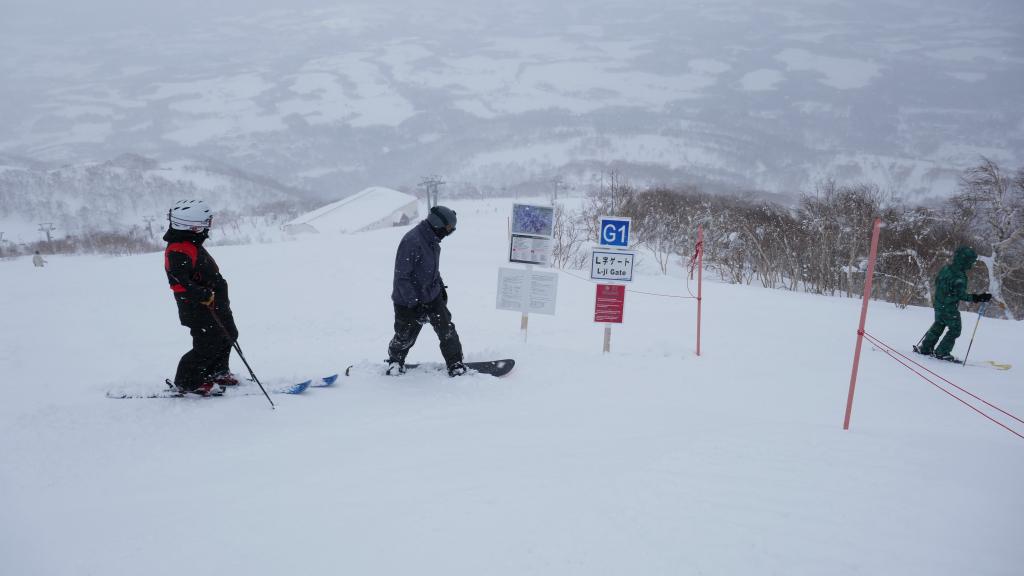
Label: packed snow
xmin=1 ymin=197 xmax=1020 ymax=575
xmin=284 ymin=187 xmax=417 ymax=234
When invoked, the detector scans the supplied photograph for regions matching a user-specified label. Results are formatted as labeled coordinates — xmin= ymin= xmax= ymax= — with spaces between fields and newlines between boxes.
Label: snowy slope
xmin=284 ymin=186 xmax=416 ymax=234
xmin=0 ymin=197 xmax=1021 ymax=575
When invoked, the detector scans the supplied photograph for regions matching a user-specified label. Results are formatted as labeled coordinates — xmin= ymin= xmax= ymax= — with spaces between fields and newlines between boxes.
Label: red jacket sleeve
xmin=166 ymin=249 xmax=213 ymax=303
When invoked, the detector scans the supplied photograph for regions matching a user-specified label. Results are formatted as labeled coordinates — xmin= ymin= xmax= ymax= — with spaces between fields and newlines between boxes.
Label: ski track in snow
xmin=0 ymin=197 xmax=1021 ymax=575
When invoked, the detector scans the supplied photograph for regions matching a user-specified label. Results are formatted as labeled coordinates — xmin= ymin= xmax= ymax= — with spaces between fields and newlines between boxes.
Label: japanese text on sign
xmin=590 ymin=249 xmax=635 ymax=281
xmin=510 ymin=234 xmax=553 ymax=266
xmin=594 ymin=284 xmax=625 ymax=323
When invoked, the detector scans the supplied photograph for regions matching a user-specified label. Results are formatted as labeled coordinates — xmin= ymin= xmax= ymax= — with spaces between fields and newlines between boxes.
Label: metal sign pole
xmin=603 ymin=323 xmax=612 ymax=353
xmin=521 ymin=264 xmax=533 ymax=342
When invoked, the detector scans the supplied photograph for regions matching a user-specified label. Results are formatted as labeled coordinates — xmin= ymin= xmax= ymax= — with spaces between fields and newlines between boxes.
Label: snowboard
xmin=345 ymin=359 xmax=515 ymax=378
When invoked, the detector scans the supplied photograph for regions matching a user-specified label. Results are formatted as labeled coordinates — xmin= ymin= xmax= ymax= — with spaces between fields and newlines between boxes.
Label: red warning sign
xmin=594 ymin=284 xmax=625 ymax=323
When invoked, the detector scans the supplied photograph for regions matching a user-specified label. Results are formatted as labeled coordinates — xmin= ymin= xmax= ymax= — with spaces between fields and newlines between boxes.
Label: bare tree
xmin=956 ymin=158 xmax=1024 ymax=319
xmin=627 ymin=188 xmax=690 ymax=274
xmin=581 ymin=170 xmax=636 ymax=239
xmin=551 ymin=202 xmax=588 ymax=269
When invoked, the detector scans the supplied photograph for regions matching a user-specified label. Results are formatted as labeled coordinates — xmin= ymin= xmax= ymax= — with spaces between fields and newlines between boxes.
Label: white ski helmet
xmin=168 ymin=199 xmax=213 ymax=231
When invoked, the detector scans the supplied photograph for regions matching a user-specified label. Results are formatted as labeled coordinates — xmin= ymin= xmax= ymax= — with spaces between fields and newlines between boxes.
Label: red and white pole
xmin=697 ymin=224 xmax=703 ymax=357
xmin=843 ymin=218 xmax=881 ymax=430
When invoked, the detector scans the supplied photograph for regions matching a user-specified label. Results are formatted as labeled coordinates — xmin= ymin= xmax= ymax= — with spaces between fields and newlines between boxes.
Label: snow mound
xmin=284 ymin=186 xmax=418 ymax=234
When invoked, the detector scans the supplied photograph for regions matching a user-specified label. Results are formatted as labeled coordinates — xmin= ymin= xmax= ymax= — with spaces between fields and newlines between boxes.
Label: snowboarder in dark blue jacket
xmin=387 ymin=206 xmax=466 ymax=376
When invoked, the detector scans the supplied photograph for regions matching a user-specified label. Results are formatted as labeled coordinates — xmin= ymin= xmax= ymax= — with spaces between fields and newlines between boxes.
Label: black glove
xmin=974 ymin=293 xmax=992 ymax=303
xmin=441 ymin=285 xmax=448 ymax=303
xmin=199 ymin=289 xmax=215 ymax=307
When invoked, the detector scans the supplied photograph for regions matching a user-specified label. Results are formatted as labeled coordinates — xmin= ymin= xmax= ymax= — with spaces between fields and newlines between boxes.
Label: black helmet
xmin=427 ymin=205 xmax=457 ymax=232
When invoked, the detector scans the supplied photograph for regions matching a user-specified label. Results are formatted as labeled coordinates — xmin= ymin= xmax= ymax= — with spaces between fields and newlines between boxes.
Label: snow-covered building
xmin=283 ymin=187 xmax=419 ymax=235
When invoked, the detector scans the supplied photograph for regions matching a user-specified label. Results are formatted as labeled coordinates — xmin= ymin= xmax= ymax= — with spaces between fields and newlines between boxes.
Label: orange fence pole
xmin=696 ymin=224 xmax=703 ymax=357
xmin=844 ymin=218 xmax=881 ymax=430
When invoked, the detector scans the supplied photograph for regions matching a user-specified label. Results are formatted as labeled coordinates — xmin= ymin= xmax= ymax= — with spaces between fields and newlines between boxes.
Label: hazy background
xmin=1 ymin=0 xmax=1022 ymax=237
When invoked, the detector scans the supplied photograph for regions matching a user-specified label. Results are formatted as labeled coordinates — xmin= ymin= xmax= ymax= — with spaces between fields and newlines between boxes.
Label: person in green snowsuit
xmin=915 ymin=246 xmax=991 ymax=361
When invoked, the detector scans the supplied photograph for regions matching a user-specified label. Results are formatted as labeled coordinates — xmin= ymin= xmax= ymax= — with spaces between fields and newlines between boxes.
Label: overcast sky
xmin=3 ymin=0 xmax=1022 ymax=45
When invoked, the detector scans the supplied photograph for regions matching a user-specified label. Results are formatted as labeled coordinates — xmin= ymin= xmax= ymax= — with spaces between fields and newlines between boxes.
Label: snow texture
xmin=1 ymin=197 xmax=1021 ymax=575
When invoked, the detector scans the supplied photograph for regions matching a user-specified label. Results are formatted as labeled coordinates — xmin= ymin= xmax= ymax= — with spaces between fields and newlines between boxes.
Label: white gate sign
xmin=590 ymin=249 xmax=635 ymax=281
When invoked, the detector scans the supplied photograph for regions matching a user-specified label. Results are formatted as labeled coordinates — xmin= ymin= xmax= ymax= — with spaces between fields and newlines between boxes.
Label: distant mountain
xmin=0 ymin=153 xmax=318 ymax=235
xmin=0 ymin=0 xmax=1020 ymax=201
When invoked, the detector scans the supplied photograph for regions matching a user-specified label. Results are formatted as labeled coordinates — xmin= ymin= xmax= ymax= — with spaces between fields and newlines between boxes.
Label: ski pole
xmin=962 ymin=301 xmax=987 ymax=368
xmin=210 ymin=308 xmax=275 ymax=409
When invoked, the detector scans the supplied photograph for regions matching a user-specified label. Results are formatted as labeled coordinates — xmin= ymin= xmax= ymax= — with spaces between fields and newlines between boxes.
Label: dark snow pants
xmin=919 ymin=309 xmax=961 ymax=356
xmin=387 ymin=298 xmax=463 ymax=367
xmin=174 ymin=313 xmax=237 ymax=391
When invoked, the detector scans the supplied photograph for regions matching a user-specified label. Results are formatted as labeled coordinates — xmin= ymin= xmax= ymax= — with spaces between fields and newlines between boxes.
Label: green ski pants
xmin=920 ymin=310 xmax=962 ymax=356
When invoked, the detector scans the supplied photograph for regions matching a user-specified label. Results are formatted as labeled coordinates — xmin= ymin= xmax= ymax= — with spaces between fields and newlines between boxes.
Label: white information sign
xmin=590 ymin=249 xmax=635 ymax=282
xmin=509 ymin=234 xmax=553 ymax=266
xmin=496 ymin=267 xmax=558 ymax=315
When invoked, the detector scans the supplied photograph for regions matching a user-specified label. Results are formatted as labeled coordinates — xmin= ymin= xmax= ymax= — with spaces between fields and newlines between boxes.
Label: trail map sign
xmin=594 ymin=284 xmax=626 ymax=323
xmin=496 ymin=267 xmax=558 ymax=315
xmin=512 ymin=204 xmax=555 ymax=237
xmin=599 ymin=216 xmax=631 ymax=248
xmin=591 ymin=250 xmax=635 ymax=281
xmin=509 ymin=203 xmax=555 ymax=265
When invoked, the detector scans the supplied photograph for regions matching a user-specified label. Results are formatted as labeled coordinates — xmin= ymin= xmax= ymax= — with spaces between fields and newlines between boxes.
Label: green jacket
xmin=933 ymin=246 xmax=977 ymax=314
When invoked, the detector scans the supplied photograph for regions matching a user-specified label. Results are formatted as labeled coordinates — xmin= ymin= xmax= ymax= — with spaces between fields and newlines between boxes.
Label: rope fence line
xmin=864 ymin=331 xmax=1024 ymax=427
xmin=862 ymin=331 xmax=1024 ymax=440
xmin=560 ymin=269 xmax=698 ymax=300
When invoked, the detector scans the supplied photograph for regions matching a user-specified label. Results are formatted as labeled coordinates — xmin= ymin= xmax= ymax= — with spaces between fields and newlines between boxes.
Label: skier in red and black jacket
xmin=163 ymin=200 xmax=239 ymax=395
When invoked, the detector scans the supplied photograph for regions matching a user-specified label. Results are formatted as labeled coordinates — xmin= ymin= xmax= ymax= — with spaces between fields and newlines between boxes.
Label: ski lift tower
xmin=38 ymin=223 xmax=56 ymax=251
xmin=143 ymin=215 xmax=157 ymax=239
xmin=551 ymin=175 xmax=564 ymax=204
xmin=420 ymin=175 xmax=445 ymax=209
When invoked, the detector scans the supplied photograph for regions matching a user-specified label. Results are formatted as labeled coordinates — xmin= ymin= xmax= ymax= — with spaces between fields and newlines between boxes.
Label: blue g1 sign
xmin=599 ymin=216 xmax=631 ymax=248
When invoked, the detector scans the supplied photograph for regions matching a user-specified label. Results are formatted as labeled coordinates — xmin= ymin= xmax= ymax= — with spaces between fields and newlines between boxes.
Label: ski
xmin=912 ymin=346 xmax=1013 ymax=370
xmin=105 ymin=375 xmax=339 ymax=399
xmin=310 ymin=374 xmax=339 ymax=387
xmin=870 ymin=346 xmax=1012 ymax=371
xmin=273 ymin=380 xmax=312 ymax=394
xmin=106 ymin=389 xmax=225 ymax=399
